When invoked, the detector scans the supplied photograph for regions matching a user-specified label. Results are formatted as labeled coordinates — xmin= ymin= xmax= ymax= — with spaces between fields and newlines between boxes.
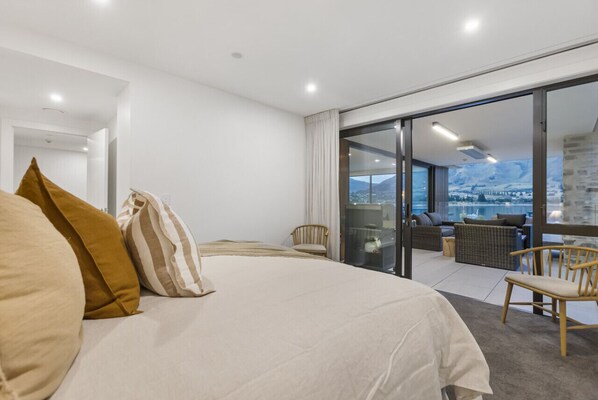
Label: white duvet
xmin=53 ymin=256 xmax=491 ymax=400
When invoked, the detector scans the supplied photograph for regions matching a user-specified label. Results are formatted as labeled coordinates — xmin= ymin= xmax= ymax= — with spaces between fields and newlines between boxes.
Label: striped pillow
xmin=118 ymin=191 xmax=214 ymax=297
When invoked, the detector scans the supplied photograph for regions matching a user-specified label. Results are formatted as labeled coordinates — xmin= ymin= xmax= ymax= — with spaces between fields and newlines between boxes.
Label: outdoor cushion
xmin=425 ymin=212 xmax=443 ymax=226
xmin=413 ymin=213 xmax=433 ymax=226
xmin=497 ymin=213 xmax=527 ymax=228
xmin=440 ymin=226 xmax=455 ymax=237
xmin=506 ymin=274 xmax=580 ymax=298
xmin=292 ymin=244 xmax=327 ymax=253
xmin=463 ymin=218 xmax=507 ymax=226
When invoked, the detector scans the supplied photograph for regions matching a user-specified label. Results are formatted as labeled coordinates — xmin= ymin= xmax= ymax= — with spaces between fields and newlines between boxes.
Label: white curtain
xmin=305 ymin=109 xmax=340 ymax=260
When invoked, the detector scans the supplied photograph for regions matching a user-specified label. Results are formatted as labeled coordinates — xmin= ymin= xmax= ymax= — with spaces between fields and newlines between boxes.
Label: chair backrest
xmin=511 ymin=246 xmax=598 ymax=297
xmin=292 ymin=224 xmax=329 ymax=247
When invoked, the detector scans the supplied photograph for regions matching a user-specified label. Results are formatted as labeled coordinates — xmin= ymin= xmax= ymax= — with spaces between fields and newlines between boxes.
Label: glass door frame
xmin=339 ymin=120 xmax=407 ymax=277
xmin=535 ymin=75 xmax=598 ymax=238
xmin=340 ymin=72 xmax=598 ymax=288
xmin=533 ymin=75 xmax=598 ymax=312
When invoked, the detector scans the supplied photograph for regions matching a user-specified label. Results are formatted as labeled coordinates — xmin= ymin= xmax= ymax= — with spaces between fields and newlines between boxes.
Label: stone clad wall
xmin=562 ymin=131 xmax=598 ymax=248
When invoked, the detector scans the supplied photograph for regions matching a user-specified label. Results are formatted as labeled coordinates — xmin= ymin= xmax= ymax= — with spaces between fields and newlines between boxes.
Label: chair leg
xmin=501 ymin=282 xmax=514 ymax=323
xmin=559 ymin=300 xmax=567 ymax=357
xmin=551 ymin=298 xmax=557 ymax=322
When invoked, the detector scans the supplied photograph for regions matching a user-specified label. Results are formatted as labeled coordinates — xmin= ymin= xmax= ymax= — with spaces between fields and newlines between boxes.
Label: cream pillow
xmin=118 ymin=190 xmax=214 ymax=297
xmin=0 ymin=191 xmax=85 ymax=400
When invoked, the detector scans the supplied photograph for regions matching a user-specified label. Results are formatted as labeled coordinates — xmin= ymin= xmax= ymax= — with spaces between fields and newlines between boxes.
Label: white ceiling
xmin=0 ymin=1 xmax=597 ymax=116
xmin=0 ymin=47 xmax=127 ymax=122
xmin=413 ymin=96 xmax=535 ymax=166
xmin=14 ymin=127 xmax=89 ymax=153
xmin=346 ymin=81 xmax=598 ymax=169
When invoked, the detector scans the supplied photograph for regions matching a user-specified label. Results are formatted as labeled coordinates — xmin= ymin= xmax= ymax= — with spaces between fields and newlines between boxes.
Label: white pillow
xmin=118 ymin=190 xmax=214 ymax=297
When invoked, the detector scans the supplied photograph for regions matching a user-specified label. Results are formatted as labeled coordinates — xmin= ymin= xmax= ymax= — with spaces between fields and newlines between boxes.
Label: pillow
xmin=15 ymin=158 xmax=140 ymax=319
xmin=497 ymin=213 xmax=527 ymax=228
xmin=412 ymin=213 xmax=433 ymax=227
xmin=463 ymin=218 xmax=507 ymax=226
xmin=425 ymin=212 xmax=443 ymax=226
xmin=0 ymin=191 xmax=84 ymax=400
xmin=118 ymin=190 xmax=214 ymax=297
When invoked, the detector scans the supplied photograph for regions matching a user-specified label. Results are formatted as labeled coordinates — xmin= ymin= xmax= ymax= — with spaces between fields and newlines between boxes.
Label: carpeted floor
xmin=442 ymin=292 xmax=598 ymax=400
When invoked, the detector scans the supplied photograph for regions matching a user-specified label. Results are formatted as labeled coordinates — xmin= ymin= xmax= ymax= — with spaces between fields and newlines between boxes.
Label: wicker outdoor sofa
xmin=411 ymin=212 xmax=457 ymax=252
xmin=454 ymin=223 xmax=525 ymax=270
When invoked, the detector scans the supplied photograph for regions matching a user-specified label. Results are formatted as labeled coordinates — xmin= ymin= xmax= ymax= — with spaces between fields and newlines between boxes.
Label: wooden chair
xmin=291 ymin=224 xmax=329 ymax=257
xmin=501 ymin=245 xmax=598 ymax=356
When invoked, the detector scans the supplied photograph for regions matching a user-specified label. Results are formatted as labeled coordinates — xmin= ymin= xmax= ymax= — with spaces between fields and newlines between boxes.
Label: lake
xmin=447 ymin=203 xmax=533 ymax=221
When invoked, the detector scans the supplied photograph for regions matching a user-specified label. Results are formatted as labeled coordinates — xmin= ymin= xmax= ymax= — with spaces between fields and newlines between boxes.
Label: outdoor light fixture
xmin=432 ymin=122 xmax=459 ymax=141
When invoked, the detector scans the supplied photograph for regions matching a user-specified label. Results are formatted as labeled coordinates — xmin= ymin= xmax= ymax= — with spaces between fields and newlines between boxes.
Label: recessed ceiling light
xmin=374 ymin=159 xmax=380 ymax=163
xmin=231 ymin=52 xmax=243 ymax=59
xmin=487 ymin=155 xmax=498 ymax=163
xmin=348 ymin=153 xmax=352 ymax=156
xmin=432 ymin=122 xmax=459 ymax=141
xmin=392 ymin=163 xmax=396 ymax=166
xmin=306 ymin=83 xmax=317 ymax=93
xmin=83 ymin=147 xmax=89 ymax=152
xmin=464 ymin=19 xmax=480 ymax=33
xmin=50 ymin=93 xmax=63 ymax=103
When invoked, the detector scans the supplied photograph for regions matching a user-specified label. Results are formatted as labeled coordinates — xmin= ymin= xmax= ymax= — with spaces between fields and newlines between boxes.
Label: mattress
xmin=52 ymin=255 xmax=491 ymax=400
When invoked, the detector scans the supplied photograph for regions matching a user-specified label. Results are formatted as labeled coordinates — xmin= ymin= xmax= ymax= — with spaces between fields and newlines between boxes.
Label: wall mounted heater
xmin=457 ymin=143 xmax=487 ymax=160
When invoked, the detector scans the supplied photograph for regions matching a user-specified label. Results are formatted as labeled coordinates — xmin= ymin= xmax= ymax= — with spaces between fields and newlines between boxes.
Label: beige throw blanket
xmin=199 ymin=240 xmax=325 ymax=260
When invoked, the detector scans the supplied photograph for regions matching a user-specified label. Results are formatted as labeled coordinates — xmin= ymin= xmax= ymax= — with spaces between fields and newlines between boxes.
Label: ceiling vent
xmin=42 ymin=107 xmax=65 ymax=114
xmin=457 ymin=143 xmax=487 ymax=160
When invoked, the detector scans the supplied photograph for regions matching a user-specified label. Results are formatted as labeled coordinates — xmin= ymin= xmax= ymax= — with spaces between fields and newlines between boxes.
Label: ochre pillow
xmin=15 ymin=158 xmax=140 ymax=319
xmin=0 ymin=191 xmax=84 ymax=400
xmin=118 ymin=190 xmax=214 ymax=297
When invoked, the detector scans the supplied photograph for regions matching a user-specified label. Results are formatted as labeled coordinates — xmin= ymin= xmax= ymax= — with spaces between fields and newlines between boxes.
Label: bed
xmin=51 ymin=242 xmax=492 ymax=400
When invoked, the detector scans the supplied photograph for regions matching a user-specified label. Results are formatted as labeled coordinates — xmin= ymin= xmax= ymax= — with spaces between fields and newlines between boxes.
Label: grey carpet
xmin=441 ymin=292 xmax=598 ymax=400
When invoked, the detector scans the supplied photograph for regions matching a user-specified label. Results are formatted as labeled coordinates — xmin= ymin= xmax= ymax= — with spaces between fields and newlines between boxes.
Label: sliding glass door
xmin=339 ymin=74 xmax=598 ymax=294
xmin=540 ymin=79 xmax=598 ymax=240
xmin=340 ymin=121 xmax=408 ymax=276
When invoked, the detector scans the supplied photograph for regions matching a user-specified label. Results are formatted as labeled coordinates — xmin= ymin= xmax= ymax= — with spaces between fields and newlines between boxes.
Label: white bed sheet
xmin=53 ymin=256 xmax=491 ymax=400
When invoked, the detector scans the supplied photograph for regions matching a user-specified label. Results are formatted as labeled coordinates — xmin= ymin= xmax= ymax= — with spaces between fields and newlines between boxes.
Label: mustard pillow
xmin=15 ymin=158 xmax=140 ymax=319
xmin=0 ymin=191 xmax=84 ymax=400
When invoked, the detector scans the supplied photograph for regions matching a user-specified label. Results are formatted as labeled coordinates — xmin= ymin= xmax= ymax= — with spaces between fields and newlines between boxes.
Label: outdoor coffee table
xmin=442 ymin=237 xmax=456 ymax=257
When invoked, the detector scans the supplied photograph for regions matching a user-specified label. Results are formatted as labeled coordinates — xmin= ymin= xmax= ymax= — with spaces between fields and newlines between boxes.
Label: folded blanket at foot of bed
xmin=199 ymin=240 xmax=326 ymax=260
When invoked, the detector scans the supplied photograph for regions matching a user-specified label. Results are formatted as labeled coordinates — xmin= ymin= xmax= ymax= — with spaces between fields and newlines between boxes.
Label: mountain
xmin=349 ymin=178 xmax=370 ymax=193
xmin=448 ymin=156 xmax=562 ymax=193
xmin=374 ymin=175 xmax=396 ymax=192
xmin=349 ymin=156 xmax=563 ymax=204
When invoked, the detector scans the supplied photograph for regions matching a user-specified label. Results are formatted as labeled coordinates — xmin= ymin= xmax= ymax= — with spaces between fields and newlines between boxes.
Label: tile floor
xmin=411 ymin=248 xmax=598 ymax=324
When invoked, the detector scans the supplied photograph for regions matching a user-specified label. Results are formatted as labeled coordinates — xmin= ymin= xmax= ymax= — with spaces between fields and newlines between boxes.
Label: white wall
xmin=0 ymin=105 xmax=105 ymax=192
xmin=107 ymin=114 xmax=117 ymax=216
xmin=0 ymin=25 xmax=306 ymax=244
xmin=14 ymin=145 xmax=87 ymax=199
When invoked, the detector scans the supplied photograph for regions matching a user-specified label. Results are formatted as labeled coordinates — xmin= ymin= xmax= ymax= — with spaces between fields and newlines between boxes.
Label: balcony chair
xmin=501 ymin=245 xmax=598 ymax=356
xmin=291 ymin=224 xmax=329 ymax=257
